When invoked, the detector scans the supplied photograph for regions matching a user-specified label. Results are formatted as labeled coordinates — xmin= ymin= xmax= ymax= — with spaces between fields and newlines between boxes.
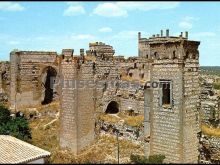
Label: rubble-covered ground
xmin=200 ymin=123 xmax=220 ymax=163
xmin=25 ymin=101 xmax=144 ymax=164
xmin=199 ymin=72 xmax=220 ymax=163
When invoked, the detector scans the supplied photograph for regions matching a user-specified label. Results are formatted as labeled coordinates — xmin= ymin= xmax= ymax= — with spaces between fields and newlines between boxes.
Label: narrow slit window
xmin=159 ymin=80 xmax=172 ymax=108
xmin=162 ymin=82 xmax=170 ymax=105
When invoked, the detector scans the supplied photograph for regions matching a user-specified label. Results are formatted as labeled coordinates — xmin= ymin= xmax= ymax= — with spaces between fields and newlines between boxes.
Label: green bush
xmin=0 ymin=105 xmax=11 ymax=124
xmin=130 ymin=154 xmax=165 ymax=164
xmin=0 ymin=105 xmax=32 ymax=141
xmin=130 ymin=154 xmax=148 ymax=164
xmin=148 ymin=154 xmax=166 ymax=164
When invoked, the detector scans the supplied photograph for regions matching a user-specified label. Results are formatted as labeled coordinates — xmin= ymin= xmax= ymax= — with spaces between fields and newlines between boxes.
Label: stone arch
xmin=41 ymin=66 xmax=58 ymax=105
xmin=105 ymin=101 xmax=119 ymax=114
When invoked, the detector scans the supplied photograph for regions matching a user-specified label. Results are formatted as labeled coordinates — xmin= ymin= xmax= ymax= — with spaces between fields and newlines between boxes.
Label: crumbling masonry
xmin=0 ymin=29 xmax=203 ymax=163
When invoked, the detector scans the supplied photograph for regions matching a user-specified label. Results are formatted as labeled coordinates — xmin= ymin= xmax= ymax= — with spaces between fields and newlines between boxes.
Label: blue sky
xmin=0 ymin=1 xmax=219 ymax=66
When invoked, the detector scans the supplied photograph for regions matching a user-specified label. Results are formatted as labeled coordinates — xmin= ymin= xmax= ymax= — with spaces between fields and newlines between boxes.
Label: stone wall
xmin=151 ymin=61 xmax=184 ymax=163
xmin=60 ymin=55 xmax=95 ymax=154
xmin=182 ymin=60 xmax=200 ymax=163
xmin=145 ymin=35 xmax=200 ymax=163
xmin=199 ymin=134 xmax=220 ymax=163
xmin=0 ymin=61 xmax=10 ymax=103
xmin=9 ymin=51 xmax=59 ymax=110
xmin=1 ymin=34 xmax=205 ymax=163
xmin=200 ymin=77 xmax=220 ymax=122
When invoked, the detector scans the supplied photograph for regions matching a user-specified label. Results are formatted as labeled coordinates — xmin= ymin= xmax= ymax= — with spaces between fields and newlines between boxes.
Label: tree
xmin=0 ymin=105 xmax=32 ymax=141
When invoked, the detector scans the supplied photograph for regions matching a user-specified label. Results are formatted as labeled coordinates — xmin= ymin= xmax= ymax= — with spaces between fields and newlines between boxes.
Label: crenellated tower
xmin=141 ymin=30 xmax=200 ymax=163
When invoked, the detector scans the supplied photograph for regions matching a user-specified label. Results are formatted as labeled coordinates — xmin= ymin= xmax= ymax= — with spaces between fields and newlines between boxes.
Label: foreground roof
xmin=0 ymin=135 xmax=50 ymax=164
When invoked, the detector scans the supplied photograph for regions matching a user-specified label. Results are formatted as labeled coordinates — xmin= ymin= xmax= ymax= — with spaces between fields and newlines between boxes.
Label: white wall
xmin=27 ymin=158 xmax=45 ymax=164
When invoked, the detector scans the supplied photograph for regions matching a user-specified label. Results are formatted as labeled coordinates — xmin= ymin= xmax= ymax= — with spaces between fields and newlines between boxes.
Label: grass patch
xmin=99 ymin=114 xmax=121 ymax=123
xmin=213 ymin=83 xmax=220 ymax=90
xmin=77 ymin=134 xmax=143 ymax=164
xmin=124 ymin=115 xmax=144 ymax=127
xmin=27 ymin=101 xmax=78 ymax=163
xmin=99 ymin=113 xmax=144 ymax=127
xmin=201 ymin=123 xmax=220 ymax=137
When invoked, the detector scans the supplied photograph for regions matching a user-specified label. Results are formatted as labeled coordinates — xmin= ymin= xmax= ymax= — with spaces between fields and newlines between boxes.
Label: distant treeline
xmin=200 ymin=66 xmax=220 ymax=77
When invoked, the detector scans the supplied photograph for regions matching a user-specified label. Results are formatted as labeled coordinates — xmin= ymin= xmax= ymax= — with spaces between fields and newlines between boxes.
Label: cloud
xmin=0 ymin=2 xmax=24 ymax=11
xmin=0 ymin=33 xmax=99 ymax=60
xmin=183 ymin=16 xmax=198 ymax=22
xmin=70 ymin=34 xmax=96 ymax=40
xmin=178 ymin=16 xmax=198 ymax=29
xmin=93 ymin=2 xmax=180 ymax=17
xmin=178 ymin=21 xmax=193 ymax=29
xmin=99 ymin=27 xmax=112 ymax=32
xmin=93 ymin=3 xmax=127 ymax=17
xmin=63 ymin=3 xmax=85 ymax=16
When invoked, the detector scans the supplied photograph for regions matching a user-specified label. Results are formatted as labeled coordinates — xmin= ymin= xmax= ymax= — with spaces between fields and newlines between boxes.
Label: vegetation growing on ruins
xmin=130 ymin=154 xmax=166 ymax=164
xmin=0 ymin=105 xmax=32 ymax=141
xmin=27 ymin=102 xmax=145 ymax=163
xmin=124 ymin=115 xmax=144 ymax=127
xmin=99 ymin=114 xmax=121 ymax=123
xmin=99 ymin=113 xmax=144 ymax=127
xmin=201 ymin=123 xmax=220 ymax=137
xmin=213 ymin=83 xmax=220 ymax=90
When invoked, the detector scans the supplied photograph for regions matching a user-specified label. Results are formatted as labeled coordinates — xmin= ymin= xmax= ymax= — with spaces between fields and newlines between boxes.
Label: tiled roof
xmin=0 ymin=135 xmax=51 ymax=164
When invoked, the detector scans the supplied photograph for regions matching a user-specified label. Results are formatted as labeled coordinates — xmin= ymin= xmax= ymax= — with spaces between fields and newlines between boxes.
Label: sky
xmin=0 ymin=1 xmax=219 ymax=66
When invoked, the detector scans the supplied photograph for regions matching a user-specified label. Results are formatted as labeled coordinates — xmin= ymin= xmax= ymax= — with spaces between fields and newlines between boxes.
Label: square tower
xmin=144 ymin=30 xmax=200 ymax=163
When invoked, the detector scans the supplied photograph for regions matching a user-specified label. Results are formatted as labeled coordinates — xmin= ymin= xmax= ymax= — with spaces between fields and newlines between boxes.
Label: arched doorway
xmin=105 ymin=101 xmax=119 ymax=114
xmin=41 ymin=66 xmax=57 ymax=105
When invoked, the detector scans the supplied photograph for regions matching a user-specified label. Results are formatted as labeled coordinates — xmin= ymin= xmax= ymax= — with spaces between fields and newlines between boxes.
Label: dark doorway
xmin=41 ymin=66 xmax=57 ymax=105
xmin=105 ymin=101 xmax=119 ymax=114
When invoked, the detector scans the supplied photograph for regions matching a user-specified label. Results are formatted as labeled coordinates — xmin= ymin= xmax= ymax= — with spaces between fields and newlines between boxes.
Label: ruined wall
xmin=9 ymin=51 xmax=59 ymax=110
xmin=0 ymin=61 xmax=10 ymax=103
xmin=200 ymin=78 xmax=220 ymax=122
xmin=4 ymin=35 xmax=204 ymax=163
xmin=199 ymin=134 xmax=220 ymax=163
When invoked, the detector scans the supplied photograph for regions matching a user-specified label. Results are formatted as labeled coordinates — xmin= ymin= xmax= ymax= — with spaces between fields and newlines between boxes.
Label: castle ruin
xmin=0 ymin=29 xmax=202 ymax=163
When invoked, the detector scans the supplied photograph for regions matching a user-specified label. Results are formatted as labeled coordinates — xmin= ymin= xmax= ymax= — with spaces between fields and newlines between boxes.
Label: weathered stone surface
xmin=1 ymin=31 xmax=211 ymax=163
